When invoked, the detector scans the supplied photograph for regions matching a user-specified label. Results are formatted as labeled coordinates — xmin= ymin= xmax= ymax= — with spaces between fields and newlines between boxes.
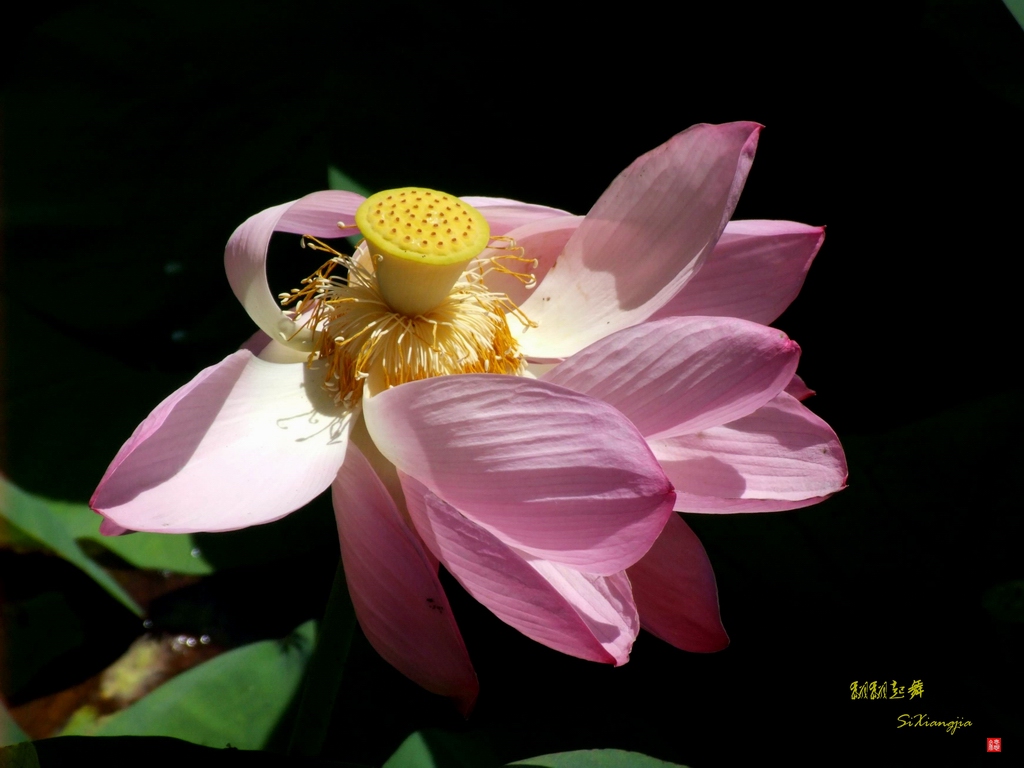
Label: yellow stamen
xmin=280 ymin=188 xmax=536 ymax=406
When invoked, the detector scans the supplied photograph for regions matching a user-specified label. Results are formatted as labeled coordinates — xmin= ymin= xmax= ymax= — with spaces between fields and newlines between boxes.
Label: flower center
xmin=356 ymin=187 xmax=491 ymax=317
xmin=280 ymin=188 xmax=536 ymax=406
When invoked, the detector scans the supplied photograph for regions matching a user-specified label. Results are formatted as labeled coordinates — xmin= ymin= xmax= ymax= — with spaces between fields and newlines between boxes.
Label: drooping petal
xmin=785 ymin=372 xmax=816 ymax=401
xmin=479 ymin=215 xmax=583 ymax=307
xmin=627 ymin=513 xmax=728 ymax=652
xmin=652 ymin=220 xmax=825 ymax=325
xmin=461 ymin=196 xmax=573 ymax=236
xmin=91 ymin=350 xmax=353 ymax=533
xmin=333 ymin=444 xmax=478 ymax=714
xmin=648 ymin=392 xmax=848 ymax=513
xmin=224 ymin=190 xmax=364 ymax=354
xmin=403 ymin=476 xmax=637 ymax=665
xmin=363 ymin=375 xmax=675 ymax=575
xmin=515 ymin=122 xmax=761 ymax=360
xmin=543 ymin=317 xmax=800 ymax=440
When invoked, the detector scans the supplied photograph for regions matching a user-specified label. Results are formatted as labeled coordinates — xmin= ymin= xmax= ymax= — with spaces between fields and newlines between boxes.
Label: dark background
xmin=1 ymin=0 xmax=1021 ymax=765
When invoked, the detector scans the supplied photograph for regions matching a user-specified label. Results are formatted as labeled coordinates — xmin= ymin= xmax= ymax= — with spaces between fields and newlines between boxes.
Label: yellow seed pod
xmin=355 ymin=188 xmax=491 ymax=316
xmin=356 ymin=187 xmax=491 ymax=265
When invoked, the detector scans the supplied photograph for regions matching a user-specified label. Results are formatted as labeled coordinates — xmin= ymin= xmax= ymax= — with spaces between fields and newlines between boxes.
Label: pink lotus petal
xmin=542 ymin=317 xmax=801 ymax=439
xmin=99 ymin=518 xmax=129 ymax=536
xmin=91 ymin=351 xmax=353 ymax=533
xmin=333 ymin=444 xmax=477 ymax=714
xmin=480 ymin=215 xmax=583 ymax=308
xmin=652 ymin=220 xmax=825 ymax=325
xmin=403 ymin=476 xmax=637 ymax=665
xmin=224 ymin=190 xmax=364 ymax=353
xmin=460 ymin=196 xmax=573 ymax=235
xmin=516 ymin=122 xmax=761 ymax=360
xmin=363 ymin=375 xmax=675 ymax=575
xmin=785 ymin=372 xmax=816 ymax=401
xmin=648 ymin=392 xmax=848 ymax=513
xmin=627 ymin=513 xmax=728 ymax=652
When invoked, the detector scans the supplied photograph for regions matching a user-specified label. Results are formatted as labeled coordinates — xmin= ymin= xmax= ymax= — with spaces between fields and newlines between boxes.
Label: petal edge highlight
xmin=516 ymin=122 xmax=761 ymax=359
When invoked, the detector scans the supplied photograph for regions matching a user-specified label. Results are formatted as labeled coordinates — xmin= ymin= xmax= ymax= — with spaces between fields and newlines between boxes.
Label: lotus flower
xmin=91 ymin=122 xmax=846 ymax=713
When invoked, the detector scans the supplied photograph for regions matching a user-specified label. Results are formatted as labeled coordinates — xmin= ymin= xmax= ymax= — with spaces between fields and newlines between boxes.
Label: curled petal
xmin=91 ymin=351 xmax=353 ymax=533
xmin=403 ymin=476 xmax=637 ymax=665
xmin=224 ymin=190 xmax=364 ymax=354
xmin=649 ymin=392 xmax=848 ymax=513
xmin=516 ymin=122 xmax=761 ymax=360
xmin=543 ymin=317 xmax=801 ymax=440
xmin=364 ymin=375 xmax=675 ymax=575
xmin=333 ymin=444 xmax=477 ymax=714
xmin=460 ymin=196 xmax=573 ymax=235
xmin=653 ymin=220 xmax=825 ymax=325
xmin=627 ymin=513 xmax=728 ymax=652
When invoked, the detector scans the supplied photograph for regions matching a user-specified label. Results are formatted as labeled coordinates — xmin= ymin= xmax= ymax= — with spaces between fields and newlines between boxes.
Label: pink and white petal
xmin=543 ymin=317 xmax=800 ymax=440
xmin=403 ymin=477 xmax=637 ymax=665
xmin=364 ymin=375 xmax=675 ymax=575
xmin=652 ymin=220 xmax=825 ymax=325
xmin=627 ymin=513 xmax=728 ymax=652
xmin=224 ymin=190 xmax=364 ymax=354
xmin=479 ymin=215 xmax=583 ymax=308
xmin=333 ymin=445 xmax=477 ymax=714
xmin=515 ymin=122 xmax=761 ymax=360
xmin=91 ymin=350 xmax=354 ymax=533
xmin=785 ymin=372 xmax=816 ymax=401
xmin=648 ymin=392 xmax=847 ymax=513
xmin=460 ymin=196 xmax=573 ymax=235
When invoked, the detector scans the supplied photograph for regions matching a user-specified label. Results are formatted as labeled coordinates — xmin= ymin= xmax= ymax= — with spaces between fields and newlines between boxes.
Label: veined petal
xmin=363 ymin=375 xmax=675 ymax=575
xmin=333 ymin=444 xmax=477 ymax=714
xmin=543 ymin=317 xmax=800 ymax=440
xmin=224 ymin=190 xmax=364 ymax=353
xmin=627 ymin=513 xmax=727 ymax=652
xmin=480 ymin=215 xmax=582 ymax=308
xmin=460 ymin=196 xmax=573 ymax=235
xmin=652 ymin=220 xmax=825 ymax=325
xmin=649 ymin=392 xmax=848 ymax=513
xmin=403 ymin=476 xmax=637 ymax=665
xmin=515 ymin=122 xmax=761 ymax=360
xmin=91 ymin=350 xmax=353 ymax=532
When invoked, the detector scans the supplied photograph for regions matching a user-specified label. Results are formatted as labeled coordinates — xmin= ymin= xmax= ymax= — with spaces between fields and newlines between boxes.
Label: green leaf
xmin=287 ymin=563 xmax=356 ymax=758
xmin=63 ymin=621 xmax=316 ymax=750
xmin=46 ymin=500 xmax=213 ymax=575
xmin=0 ymin=742 xmax=40 ymax=768
xmin=383 ymin=732 xmax=438 ymax=768
xmin=27 ymin=735 xmax=371 ymax=767
xmin=0 ymin=700 xmax=29 ymax=747
xmin=383 ymin=730 xmax=499 ymax=768
xmin=0 ymin=476 xmax=142 ymax=615
xmin=327 ymin=165 xmax=370 ymax=196
xmin=1003 ymin=0 xmax=1024 ymax=32
xmin=509 ymin=751 xmax=689 ymax=768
